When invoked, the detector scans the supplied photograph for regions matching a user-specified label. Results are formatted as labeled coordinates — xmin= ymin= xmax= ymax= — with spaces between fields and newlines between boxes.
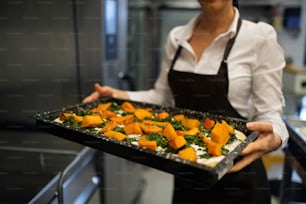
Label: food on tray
xmin=55 ymin=100 xmax=247 ymax=167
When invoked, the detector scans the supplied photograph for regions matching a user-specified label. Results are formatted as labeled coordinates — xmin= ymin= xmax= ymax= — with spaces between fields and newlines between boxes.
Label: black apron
xmin=168 ymin=19 xmax=271 ymax=204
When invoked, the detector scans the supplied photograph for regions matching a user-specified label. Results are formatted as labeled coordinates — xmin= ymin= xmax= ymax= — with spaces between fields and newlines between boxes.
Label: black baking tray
xmin=34 ymin=97 xmax=258 ymax=187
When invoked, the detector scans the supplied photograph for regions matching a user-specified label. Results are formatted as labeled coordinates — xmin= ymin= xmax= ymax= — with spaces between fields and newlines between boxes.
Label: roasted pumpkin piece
xmin=110 ymin=115 xmax=134 ymax=125
xmin=59 ymin=113 xmax=83 ymax=122
xmin=183 ymin=127 xmax=199 ymax=136
xmin=173 ymin=114 xmax=185 ymax=121
xmin=203 ymin=137 xmax=222 ymax=156
xmin=142 ymin=120 xmax=169 ymax=128
xmin=138 ymin=136 xmax=157 ymax=151
xmin=134 ymin=109 xmax=153 ymax=120
xmin=176 ymin=130 xmax=185 ymax=136
xmin=178 ymin=147 xmax=197 ymax=162
xmin=221 ymin=120 xmax=235 ymax=134
xmin=140 ymin=123 xmax=163 ymax=134
xmin=59 ymin=112 xmax=72 ymax=121
xmin=183 ymin=118 xmax=201 ymax=130
xmin=92 ymin=102 xmax=112 ymax=112
xmin=203 ymin=118 xmax=215 ymax=130
xmin=210 ymin=122 xmax=230 ymax=146
xmin=80 ymin=115 xmax=103 ymax=128
xmin=121 ymin=101 xmax=136 ymax=112
xmin=163 ymin=123 xmax=177 ymax=140
xmin=100 ymin=121 xmax=118 ymax=133
xmin=104 ymin=131 xmax=126 ymax=141
xmin=101 ymin=110 xmax=117 ymax=119
xmin=124 ymin=122 xmax=143 ymax=135
xmin=168 ymin=136 xmax=187 ymax=150
xmin=157 ymin=111 xmax=169 ymax=120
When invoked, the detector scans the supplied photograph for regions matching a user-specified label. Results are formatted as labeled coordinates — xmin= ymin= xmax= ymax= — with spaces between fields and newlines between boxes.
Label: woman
xmin=84 ymin=0 xmax=288 ymax=203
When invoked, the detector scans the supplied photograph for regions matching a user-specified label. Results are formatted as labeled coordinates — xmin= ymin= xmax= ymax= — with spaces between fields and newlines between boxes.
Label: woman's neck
xmin=197 ymin=5 xmax=235 ymax=34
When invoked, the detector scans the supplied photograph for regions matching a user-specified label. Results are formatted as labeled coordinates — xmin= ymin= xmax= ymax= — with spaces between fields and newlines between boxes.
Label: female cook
xmin=83 ymin=0 xmax=289 ymax=203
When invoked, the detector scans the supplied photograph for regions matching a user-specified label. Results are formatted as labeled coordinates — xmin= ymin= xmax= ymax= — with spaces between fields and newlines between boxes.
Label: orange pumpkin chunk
xmin=163 ymin=123 xmax=177 ymax=140
xmin=100 ymin=121 xmax=118 ymax=133
xmin=138 ymin=136 xmax=157 ymax=151
xmin=101 ymin=110 xmax=117 ymax=119
xmin=98 ymin=102 xmax=112 ymax=110
xmin=134 ymin=109 xmax=153 ymax=120
xmin=110 ymin=115 xmax=134 ymax=125
xmin=183 ymin=118 xmax=201 ymax=129
xmin=168 ymin=136 xmax=187 ymax=150
xmin=178 ymin=147 xmax=197 ymax=162
xmin=81 ymin=115 xmax=103 ymax=128
xmin=121 ymin=101 xmax=136 ymax=112
xmin=157 ymin=111 xmax=169 ymax=120
xmin=59 ymin=113 xmax=83 ymax=122
xmin=124 ymin=122 xmax=143 ymax=135
xmin=203 ymin=137 xmax=222 ymax=156
xmin=221 ymin=120 xmax=235 ymax=134
xmin=142 ymin=119 xmax=169 ymax=127
xmin=140 ymin=123 xmax=163 ymax=134
xmin=183 ymin=127 xmax=199 ymax=136
xmin=104 ymin=131 xmax=126 ymax=141
xmin=173 ymin=114 xmax=185 ymax=121
xmin=210 ymin=122 xmax=230 ymax=146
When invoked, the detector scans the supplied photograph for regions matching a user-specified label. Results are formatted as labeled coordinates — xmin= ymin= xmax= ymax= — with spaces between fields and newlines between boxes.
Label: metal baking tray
xmin=34 ymin=97 xmax=258 ymax=187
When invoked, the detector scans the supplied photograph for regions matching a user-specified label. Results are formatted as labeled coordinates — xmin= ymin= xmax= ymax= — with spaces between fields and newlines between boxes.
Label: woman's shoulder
xmin=241 ymin=19 xmax=277 ymax=40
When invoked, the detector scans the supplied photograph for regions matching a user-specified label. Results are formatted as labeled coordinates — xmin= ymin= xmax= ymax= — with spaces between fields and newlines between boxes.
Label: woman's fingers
xmin=82 ymin=91 xmax=99 ymax=103
xmin=82 ymin=83 xmax=113 ymax=103
xmin=94 ymin=83 xmax=113 ymax=97
xmin=228 ymin=121 xmax=282 ymax=172
xmin=246 ymin=122 xmax=273 ymax=132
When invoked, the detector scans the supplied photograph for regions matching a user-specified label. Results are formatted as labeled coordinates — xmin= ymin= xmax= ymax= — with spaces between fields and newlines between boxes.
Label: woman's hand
xmin=229 ymin=121 xmax=282 ymax=172
xmin=82 ymin=83 xmax=129 ymax=103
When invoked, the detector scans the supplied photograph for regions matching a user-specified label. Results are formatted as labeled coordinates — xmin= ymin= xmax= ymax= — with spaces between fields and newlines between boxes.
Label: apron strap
xmin=169 ymin=45 xmax=183 ymax=71
xmin=222 ymin=18 xmax=242 ymax=62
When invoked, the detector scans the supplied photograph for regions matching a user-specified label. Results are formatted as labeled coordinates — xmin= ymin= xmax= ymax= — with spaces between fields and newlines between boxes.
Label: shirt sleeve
xmin=251 ymin=22 xmax=289 ymax=148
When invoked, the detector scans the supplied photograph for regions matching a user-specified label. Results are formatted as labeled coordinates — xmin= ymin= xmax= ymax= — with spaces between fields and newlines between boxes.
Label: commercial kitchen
xmin=0 ymin=0 xmax=306 ymax=203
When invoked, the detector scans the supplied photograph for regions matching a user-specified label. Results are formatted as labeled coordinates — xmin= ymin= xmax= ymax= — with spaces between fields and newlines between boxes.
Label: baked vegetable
xmin=183 ymin=118 xmax=201 ymax=129
xmin=121 ymin=101 xmax=136 ymax=112
xmin=178 ymin=147 xmax=197 ymax=162
xmin=104 ymin=131 xmax=126 ymax=141
xmin=80 ymin=115 xmax=103 ymax=128
xmin=163 ymin=123 xmax=177 ymax=140
xmin=60 ymin=113 xmax=83 ymax=123
xmin=138 ymin=136 xmax=157 ymax=151
xmin=100 ymin=121 xmax=118 ymax=133
xmin=110 ymin=115 xmax=134 ymax=125
xmin=134 ymin=108 xmax=153 ymax=120
xmin=210 ymin=121 xmax=230 ymax=146
xmin=203 ymin=136 xmax=222 ymax=156
xmin=168 ymin=136 xmax=187 ymax=150
xmin=124 ymin=122 xmax=143 ymax=135
xmin=140 ymin=123 xmax=163 ymax=134
xmin=157 ymin=111 xmax=169 ymax=120
xmin=203 ymin=118 xmax=215 ymax=130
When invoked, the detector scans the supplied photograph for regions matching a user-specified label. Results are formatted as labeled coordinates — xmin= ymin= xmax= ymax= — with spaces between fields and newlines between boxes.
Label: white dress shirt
xmin=128 ymin=8 xmax=289 ymax=147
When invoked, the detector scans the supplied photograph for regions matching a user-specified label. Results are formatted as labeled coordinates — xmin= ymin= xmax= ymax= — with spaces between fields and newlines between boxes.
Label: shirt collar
xmin=175 ymin=7 xmax=241 ymax=43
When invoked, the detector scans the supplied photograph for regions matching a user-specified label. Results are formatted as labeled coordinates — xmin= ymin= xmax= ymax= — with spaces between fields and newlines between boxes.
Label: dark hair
xmin=233 ymin=0 xmax=239 ymax=8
